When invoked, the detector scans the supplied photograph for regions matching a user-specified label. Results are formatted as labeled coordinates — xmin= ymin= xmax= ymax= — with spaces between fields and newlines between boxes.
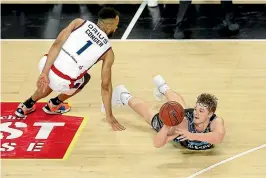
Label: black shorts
xmin=151 ymin=113 xmax=163 ymax=132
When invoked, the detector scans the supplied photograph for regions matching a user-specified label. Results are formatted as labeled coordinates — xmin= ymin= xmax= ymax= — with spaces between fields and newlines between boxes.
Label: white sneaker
xmin=153 ymin=75 xmax=167 ymax=101
xmin=101 ymin=85 xmax=130 ymax=113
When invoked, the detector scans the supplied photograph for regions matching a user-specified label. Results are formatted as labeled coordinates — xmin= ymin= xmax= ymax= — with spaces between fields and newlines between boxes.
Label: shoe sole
xmin=14 ymin=109 xmax=36 ymax=118
xmin=42 ymin=106 xmax=71 ymax=115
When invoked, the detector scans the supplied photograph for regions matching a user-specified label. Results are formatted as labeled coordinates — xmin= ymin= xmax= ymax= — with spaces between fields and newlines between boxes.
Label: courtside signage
xmin=0 ymin=102 xmax=85 ymax=159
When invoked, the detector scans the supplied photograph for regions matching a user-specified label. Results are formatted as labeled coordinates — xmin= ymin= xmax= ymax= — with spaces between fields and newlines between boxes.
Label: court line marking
xmin=186 ymin=144 xmax=266 ymax=178
xmin=121 ymin=0 xmax=147 ymax=40
xmin=63 ymin=116 xmax=89 ymax=160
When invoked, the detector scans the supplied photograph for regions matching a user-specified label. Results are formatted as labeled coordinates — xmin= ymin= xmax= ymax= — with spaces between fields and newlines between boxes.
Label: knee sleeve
xmin=79 ymin=73 xmax=91 ymax=90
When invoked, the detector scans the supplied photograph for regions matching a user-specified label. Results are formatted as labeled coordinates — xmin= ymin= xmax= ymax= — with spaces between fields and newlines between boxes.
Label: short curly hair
xmin=196 ymin=93 xmax=218 ymax=113
xmin=98 ymin=7 xmax=119 ymax=20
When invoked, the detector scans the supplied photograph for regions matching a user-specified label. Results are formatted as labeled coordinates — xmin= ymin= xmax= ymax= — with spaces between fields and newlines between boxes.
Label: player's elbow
xmin=212 ymin=139 xmax=222 ymax=145
xmin=101 ymin=81 xmax=110 ymax=91
xmin=213 ymin=134 xmax=225 ymax=144
xmin=153 ymin=142 xmax=164 ymax=148
xmin=153 ymin=138 xmax=166 ymax=148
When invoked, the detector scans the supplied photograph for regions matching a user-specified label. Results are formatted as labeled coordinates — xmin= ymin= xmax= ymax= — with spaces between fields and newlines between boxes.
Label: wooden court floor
xmin=1 ymin=40 xmax=266 ymax=178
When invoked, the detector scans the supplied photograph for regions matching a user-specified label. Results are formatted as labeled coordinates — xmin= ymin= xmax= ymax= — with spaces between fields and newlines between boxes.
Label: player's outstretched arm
xmin=177 ymin=117 xmax=226 ymax=144
xmin=42 ymin=18 xmax=85 ymax=75
xmin=101 ymin=49 xmax=125 ymax=131
xmin=193 ymin=117 xmax=225 ymax=144
xmin=154 ymin=125 xmax=171 ymax=148
xmin=154 ymin=119 xmax=187 ymax=148
xmin=101 ymin=49 xmax=114 ymax=118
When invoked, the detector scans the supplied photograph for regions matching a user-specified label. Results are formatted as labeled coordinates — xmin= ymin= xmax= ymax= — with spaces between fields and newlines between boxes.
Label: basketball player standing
xmin=14 ymin=7 xmax=125 ymax=131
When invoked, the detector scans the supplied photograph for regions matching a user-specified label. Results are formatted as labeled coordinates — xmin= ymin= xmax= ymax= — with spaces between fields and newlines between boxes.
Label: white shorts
xmin=38 ymin=55 xmax=85 ymax=95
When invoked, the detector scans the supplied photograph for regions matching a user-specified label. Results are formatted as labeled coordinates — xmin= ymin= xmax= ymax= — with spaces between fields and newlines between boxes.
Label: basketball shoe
xmin=153 ymin=75 xmax=170 ymax=101
xmin=42 ymin=99 xmax=71 ymax=114
xmin=15 ymin=103 xmax=36 ymax=117
xmin=101 ymin=85 xmax=132 ymax=113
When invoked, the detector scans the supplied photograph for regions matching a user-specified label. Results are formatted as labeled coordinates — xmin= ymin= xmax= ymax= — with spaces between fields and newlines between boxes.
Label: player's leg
xmin=153 ymin=75 xmax=187 ymax=108
xmin=103 ymin=85 xmax=164 ymax=130
xmin=15 ymin=87 xmax=53 ymax=117
xmin=55 ymin=73 xmax=91 ymax=102
xmin=42 ymin=73 xmax=91 ymax=114
xmin=128 ymin=97 xmax=155 ymax=125
xmin=103 ymin=85 xmax=166 ymax=132
xmin=110 ymin=85 xmax=156 ymax=124
xmin=128 ymin=97 xmax=164 ymax=132
xmin=116 ymin=85 xmax=165 ymax=132
xmin=15 ymin=55 xmax=55 ymax=117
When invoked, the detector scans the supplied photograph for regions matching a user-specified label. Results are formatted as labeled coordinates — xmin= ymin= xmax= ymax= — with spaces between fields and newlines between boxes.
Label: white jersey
xmin=53 ymin=20 xmax=111 ymax=79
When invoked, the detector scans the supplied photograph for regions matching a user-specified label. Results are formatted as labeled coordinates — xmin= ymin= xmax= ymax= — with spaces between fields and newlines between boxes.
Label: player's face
xmin=107 ymin=16 xmax=119 ymax=38
xmin=193 ymin=103 xmax=211 ymax=124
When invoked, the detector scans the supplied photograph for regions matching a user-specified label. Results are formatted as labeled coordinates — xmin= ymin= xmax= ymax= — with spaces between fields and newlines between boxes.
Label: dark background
xmin=1 ymin=3 xmax=266 ymax=39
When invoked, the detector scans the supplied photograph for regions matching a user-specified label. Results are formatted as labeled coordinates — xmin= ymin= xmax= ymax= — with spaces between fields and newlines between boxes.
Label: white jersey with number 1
xmin=54 ymin=20 xmax=112 ymax=79
xmin=38 ymin=20 xmax=111 ymax=95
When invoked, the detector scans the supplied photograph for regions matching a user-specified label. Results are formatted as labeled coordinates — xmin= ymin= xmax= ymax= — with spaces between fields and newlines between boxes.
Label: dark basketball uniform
xmin=151 ymin=108 xmax=216 ymax=150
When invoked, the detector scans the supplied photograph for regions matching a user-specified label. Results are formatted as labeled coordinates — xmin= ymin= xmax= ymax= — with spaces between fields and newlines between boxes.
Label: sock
xmin=121 ymin=93 xmax=132 ymax=105
xmin=159 ymin=84 xmax=170 ymax=95
xmin=23 ymin=97 xmax=36 ymax=108
xmin=50 ymin=97 xmax=62 ymax=105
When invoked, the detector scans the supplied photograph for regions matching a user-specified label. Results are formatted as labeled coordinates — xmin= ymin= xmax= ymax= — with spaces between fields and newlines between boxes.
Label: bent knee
xmin=79 ymin=73 xmax=91 ymax=90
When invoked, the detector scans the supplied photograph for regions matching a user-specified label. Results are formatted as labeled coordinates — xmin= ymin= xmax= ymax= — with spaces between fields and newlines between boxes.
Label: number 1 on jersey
xmin=76 ymin=40 xmax=92 ymax=55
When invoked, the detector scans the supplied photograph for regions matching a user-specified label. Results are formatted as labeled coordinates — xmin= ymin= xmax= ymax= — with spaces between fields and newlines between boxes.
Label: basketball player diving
xmin=14 ymin=7 xmax=125 ymax=131
xmin=104 ymin=75 xmax=226 ymax=150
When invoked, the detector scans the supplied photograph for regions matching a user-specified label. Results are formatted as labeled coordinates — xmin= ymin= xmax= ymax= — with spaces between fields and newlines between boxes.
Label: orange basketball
xmin=159 ymin=101 xmax=184 ymax=126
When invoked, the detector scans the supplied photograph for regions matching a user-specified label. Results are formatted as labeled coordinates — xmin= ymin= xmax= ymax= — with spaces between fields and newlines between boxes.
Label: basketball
xmin=159 ymin=101 xmax=184 ymax=126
